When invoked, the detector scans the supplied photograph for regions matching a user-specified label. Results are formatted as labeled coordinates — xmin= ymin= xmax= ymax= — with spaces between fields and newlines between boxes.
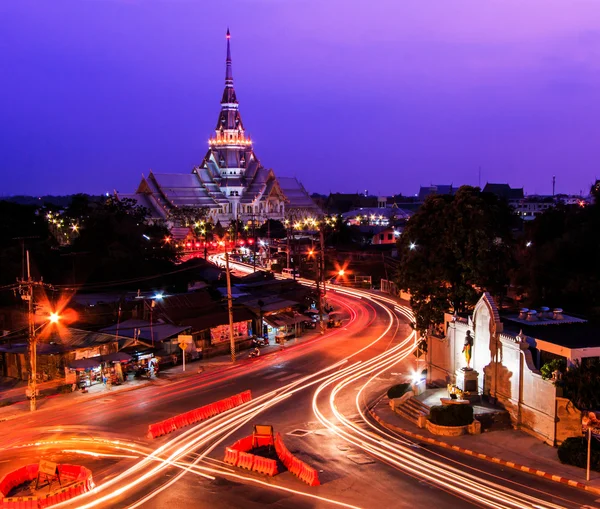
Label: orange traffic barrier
xmin=223 ymin=447 xmax=240 ymax=466
xmin=252 ymin=456 xmax=278 ymax=477
xmin=237 ymin=451 xmax=255 ymax=471
xmin=145 ymin=391 xmax=253 ymax=438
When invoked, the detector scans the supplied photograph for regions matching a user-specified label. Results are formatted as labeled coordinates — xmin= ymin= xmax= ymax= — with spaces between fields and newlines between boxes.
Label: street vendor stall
xmin=67 ymin=358 xmax=103 ymax=388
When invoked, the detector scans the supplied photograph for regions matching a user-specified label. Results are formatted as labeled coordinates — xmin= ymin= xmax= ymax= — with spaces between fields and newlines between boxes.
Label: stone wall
xmin=555 ymin=397 xmax=584 ymax=445
xmin=440 ymin=293 xmax=559 ymax=444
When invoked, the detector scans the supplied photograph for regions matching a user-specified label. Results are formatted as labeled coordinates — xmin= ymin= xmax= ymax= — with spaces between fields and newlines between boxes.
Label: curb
xmin=368 ymin=406 xmax=600 ymax=496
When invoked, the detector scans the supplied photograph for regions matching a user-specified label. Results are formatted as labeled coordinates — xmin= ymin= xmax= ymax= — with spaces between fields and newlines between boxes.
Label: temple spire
xmin=220 ymin=28 xmax=237 ymax=105
xmin=225 ymin=28 xmax=233 ymax=87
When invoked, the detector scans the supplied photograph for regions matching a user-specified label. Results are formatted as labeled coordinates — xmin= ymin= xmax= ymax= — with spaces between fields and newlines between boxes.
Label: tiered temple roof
xmin=120 ymin=29 xmax=319 ymax=223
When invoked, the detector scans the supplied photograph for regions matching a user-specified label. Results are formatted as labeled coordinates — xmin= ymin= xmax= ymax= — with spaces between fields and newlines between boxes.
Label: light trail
xmin=7 ymin=256 xmax=585 ymax=508
xmin=304 ymin=287 xmax=577 ymax=509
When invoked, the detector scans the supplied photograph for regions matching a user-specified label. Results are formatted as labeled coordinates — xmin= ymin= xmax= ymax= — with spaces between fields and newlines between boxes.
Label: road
xmin=0 ymin=267 xmax=598 ymax=508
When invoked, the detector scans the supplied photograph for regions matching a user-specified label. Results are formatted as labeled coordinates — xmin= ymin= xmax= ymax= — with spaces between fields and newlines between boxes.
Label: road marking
xmin=287 ymin=429 xmax=312 ymax=437
xmin=263 ymin=371 xmax=285 ymax=380
xmin=278 ymin=373 xmax=300 ymax=382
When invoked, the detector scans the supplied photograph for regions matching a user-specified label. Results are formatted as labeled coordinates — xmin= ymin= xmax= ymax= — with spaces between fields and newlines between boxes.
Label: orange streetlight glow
xmin=49 ymin=312 xmax=60 ymax=324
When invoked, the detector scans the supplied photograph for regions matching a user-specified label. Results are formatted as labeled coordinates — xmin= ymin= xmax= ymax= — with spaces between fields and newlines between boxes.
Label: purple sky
xmin=1 ymin=0 xmax=600 ymax=197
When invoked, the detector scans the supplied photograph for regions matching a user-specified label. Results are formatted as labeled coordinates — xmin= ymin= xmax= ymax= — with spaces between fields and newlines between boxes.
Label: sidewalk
xmin=370 ymin=399 xmax=600 ymax=495
xmin=0 ymin=319 xmax=339 ymax=423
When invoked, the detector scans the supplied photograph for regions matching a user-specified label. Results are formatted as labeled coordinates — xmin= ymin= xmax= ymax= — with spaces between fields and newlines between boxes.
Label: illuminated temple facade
xmin=121 ymin=30 xmax=320 ymax=225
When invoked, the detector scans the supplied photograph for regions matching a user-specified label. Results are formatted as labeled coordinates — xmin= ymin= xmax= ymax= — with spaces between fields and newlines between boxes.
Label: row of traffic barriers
xmin=274 ymin=433 xmax=320 ymax=486
xmin=223 ymin=435 xmax=278 ymax=477
xmin=0 ymin=464 xmax=94 ymax=509
xmin=223 ymin=431 xmax=320 ymax=485
xmin=146 ymin=390 xmax=252 ymax=439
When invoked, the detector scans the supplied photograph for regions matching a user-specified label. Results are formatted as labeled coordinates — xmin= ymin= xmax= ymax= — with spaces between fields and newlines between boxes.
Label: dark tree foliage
xmin=515 ymin=197 xmax=600 ymax=317
xmin=66 ymin=198 xmax=181 ymax=288
xmin=559 ymin=360 xmax=600 ymax=411
xmin=0 ymin=201 xmax=58 ymax=293
xmin=167 ymin=206 xmax=208 ymax=227
xmin=258 ymin=219 xmax=286 ymax=239
xmin=395 ymin=186 xmax=517 ymax=335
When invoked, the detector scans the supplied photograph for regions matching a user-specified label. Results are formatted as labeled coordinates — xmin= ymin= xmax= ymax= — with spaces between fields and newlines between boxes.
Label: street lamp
xmin=338 ymin=269 xmax=345 ymax=277
xmin=409 ymin=242 xmax=417 ymax=250
xmin=48 ymin=312 xmax=60 ymax=324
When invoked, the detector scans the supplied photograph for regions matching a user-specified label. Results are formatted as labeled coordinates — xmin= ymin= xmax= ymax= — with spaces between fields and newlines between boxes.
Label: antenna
xmin=552 ymin=175 xmax=556 ymax=196
xmin=478 ymin=166 xmax=481 ymax=188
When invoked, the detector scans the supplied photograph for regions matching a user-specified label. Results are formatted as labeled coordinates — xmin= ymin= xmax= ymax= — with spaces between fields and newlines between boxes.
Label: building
xmin=0 ymin=328 xmax=124 ymax=380
xmin=417 ymin=185 xmax=457 ymax=202
xmin=120 ymin=30 xmax=320 ymax=225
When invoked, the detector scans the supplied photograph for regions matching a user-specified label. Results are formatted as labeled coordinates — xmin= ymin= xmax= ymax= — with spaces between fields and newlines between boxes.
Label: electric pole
xmin=224 ymin=246 xmax=236 ymax=363
xmin=319 ymin=226 xmax=326 ymax=334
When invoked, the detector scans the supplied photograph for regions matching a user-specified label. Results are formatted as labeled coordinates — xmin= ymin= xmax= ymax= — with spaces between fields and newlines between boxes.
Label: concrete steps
xmin=394 ymin=396 xmax=430 ymax=426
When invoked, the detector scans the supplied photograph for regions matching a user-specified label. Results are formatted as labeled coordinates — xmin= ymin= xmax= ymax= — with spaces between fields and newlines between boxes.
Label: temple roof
xmin=278 ymin=177 xmax=322 ymax=213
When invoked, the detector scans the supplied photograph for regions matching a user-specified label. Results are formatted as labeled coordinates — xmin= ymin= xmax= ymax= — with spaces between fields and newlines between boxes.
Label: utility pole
xmin=224 ymin=247 xmax=236 ymax=363
xmin=18 ymin=251 xmax=43 ymax=412
xmin=252 ymin=214 xmax=257 ymax=272
xmin=552 ymin=175 xmax=556 ymax=197
xmin=319 ymin=226 xmax=326 ymax=334
xmin=26 ymin=252 xmax=37 ymax=412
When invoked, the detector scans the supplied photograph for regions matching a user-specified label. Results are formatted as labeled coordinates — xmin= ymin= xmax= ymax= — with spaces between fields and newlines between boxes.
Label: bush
xmin=557 ymin=437 xmax=600 ymax=471
xmin=540 ymin=358 xmax=566 ymax=380
xmin=428 ymin=404 xmax=474 ymax=426
xmin=387 ymin=383 xmax=411 ymax=400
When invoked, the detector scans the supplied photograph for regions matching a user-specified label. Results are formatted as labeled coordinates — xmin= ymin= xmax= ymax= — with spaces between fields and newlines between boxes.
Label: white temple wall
xmin=438 ymin=294 xmax=558 ymax=444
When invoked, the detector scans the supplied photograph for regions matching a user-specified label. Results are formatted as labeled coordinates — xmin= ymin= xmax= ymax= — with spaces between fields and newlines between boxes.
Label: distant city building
xmin=483 ymin=182 xmax=591 ymax=220
xmin=120 ymin=30 xmax=320 ymax=224
xmin=417 ymin=184 xmax=457 ymax=201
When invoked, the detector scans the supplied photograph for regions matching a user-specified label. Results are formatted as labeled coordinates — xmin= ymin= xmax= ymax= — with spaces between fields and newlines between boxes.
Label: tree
xmin=258 ymin=219 xmax=286 ymax=239
xmin=67 ymin=198 xmax=181 ymax=287
xmin=395 ymin=186 xmax=517 ymax=335
xmin=167 ymin=206 xmax=208 ymax=228
xmin=515 ymin=198 xmax=600 ymax=317
xmin=560 ymin=360 xmax=600 ymax=411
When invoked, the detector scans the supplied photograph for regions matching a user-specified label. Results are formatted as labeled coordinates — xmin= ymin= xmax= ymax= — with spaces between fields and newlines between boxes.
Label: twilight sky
xmin=1 ymin=0 xmax=600 ymax=197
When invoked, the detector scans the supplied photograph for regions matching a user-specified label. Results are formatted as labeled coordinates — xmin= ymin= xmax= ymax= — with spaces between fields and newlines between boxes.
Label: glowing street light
xmin=48 ymin=312 xmax=60 ymax=324
xmin=338 ymin=269 xmax=345 ymax=277
xmin=409 ymin=242 xmax=417 ymax=250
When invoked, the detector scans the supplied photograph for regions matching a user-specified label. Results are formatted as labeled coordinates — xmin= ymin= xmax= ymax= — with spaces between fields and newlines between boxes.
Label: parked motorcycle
xmin=252 ymin=337 xmax=269 ymax=347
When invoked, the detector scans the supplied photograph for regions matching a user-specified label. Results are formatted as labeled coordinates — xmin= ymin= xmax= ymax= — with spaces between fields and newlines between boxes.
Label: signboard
xmin=177 ymin=335 xmax=193 ymax=344
xmin=179 ymin=342 xmax=187 ymax=350
xmin=582 ymin=412 xmax=600 ymax=437
xmin=253 ymin=424 xmax=273 ymax=437
xmin=39 ymin=459 xmax=58 ymax=476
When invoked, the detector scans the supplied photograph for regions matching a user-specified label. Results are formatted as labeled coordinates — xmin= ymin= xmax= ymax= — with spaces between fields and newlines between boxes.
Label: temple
xmin=120 ymin=29 xmax=320 ymax=224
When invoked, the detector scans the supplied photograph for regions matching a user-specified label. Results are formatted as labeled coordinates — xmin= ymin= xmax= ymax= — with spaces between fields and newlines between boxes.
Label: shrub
xmin=557 ymin=437 xmax=600 ymax=471
xmin=540 ymin=358 xmax=566 ymax=380
xmin=428 ymin=404 xmax=474 ymax=426
xmin=387 ymin=383 xmax=411 ymax=400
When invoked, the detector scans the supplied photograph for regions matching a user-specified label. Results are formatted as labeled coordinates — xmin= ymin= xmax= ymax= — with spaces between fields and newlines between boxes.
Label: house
xmin=100 ymin=318 xmax=191 ymax=357
xmin=371 ymin=226 xmax=400 ymax=245
xmin=0 ymin=328 xmax=124 ymax=381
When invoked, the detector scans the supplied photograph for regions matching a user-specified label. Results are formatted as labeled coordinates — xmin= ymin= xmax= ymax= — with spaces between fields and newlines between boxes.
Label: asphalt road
xmin=0 ymin=288 xmax=598 ymax=509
